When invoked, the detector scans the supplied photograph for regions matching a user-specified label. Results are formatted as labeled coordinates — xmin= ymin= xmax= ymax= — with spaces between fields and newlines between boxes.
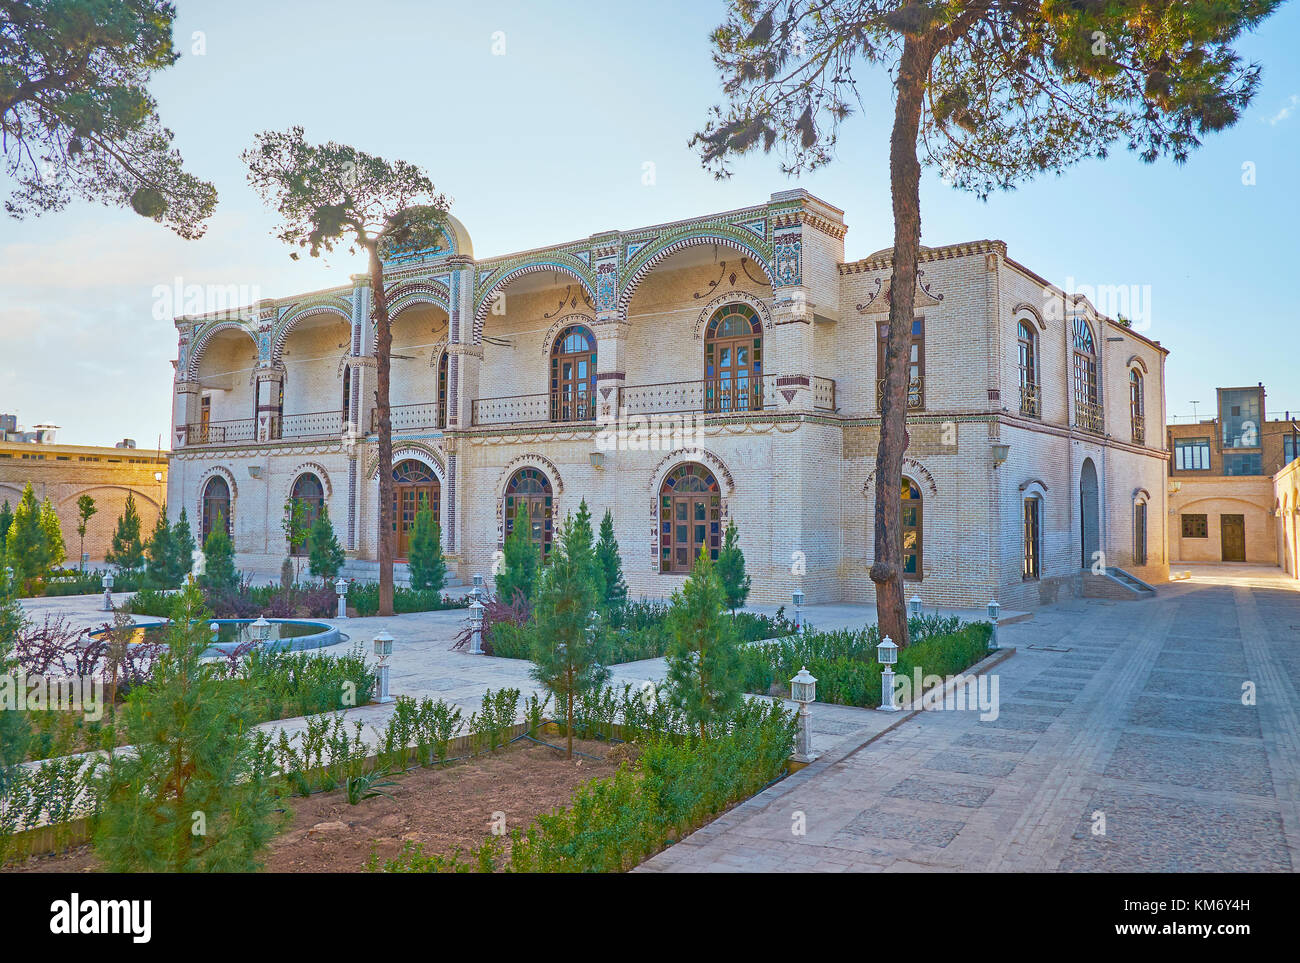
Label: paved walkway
xmin=640 ymin=564 xmax=1300 ymax=872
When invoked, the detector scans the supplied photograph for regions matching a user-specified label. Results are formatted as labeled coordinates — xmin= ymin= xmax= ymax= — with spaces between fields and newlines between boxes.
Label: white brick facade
xmin=168 ymin=191 xmax=1170 ymax=606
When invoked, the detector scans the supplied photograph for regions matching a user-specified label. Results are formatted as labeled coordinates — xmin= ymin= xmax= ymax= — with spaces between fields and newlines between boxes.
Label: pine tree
xmin=495 ymin=501 xmax=540 ymax=605
xmin=170 ymin=508 xmax=197 ymax=585
xmin=106 ymin=492 xmax=144 ymax=572
xmin=0 ymin=565 xmax=31 ymax=800
xmin=92 ymin=583 xmax=282 ymax=871
xmin=406 ymin=498 xmax=445 ymax=591
xmin=75 ymin=494 xmax=96 ymax=569
xmin=715 ymin=518 xmax=752 ymax=614
xmin=143 ymin=508 xmax=175 ymax=588
xmin=0 ymin=501 xmax=12 ymax=546
xmin=307 ymin=503 xmax=346 ymax=581
xmin=596 ymin=508 xmax=628 ymax=609
xmin=37 ymin=497 xmax=65 ymax=570
xmin=198 ymin=512 xmax=238 ymax=593
xmin=567 ymin=499 xmax=604 ymax=603
xmin=281 ymin=498 xmax=312 ymax=582
xmin=529 ymin=514 xmax=609 ymax=759
xmin=665 ymin=548 xmax=743 ymax=739
xmin=5 ymin=483 xmax=50 ymax=583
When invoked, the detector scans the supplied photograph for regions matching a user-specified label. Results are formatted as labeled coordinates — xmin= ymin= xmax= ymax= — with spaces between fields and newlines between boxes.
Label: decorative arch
xmin=541 ymin=313 xmax=598 ymax=357
xmin=862 ymin=457 xmax=939 ymax=499
xmin=694 ymin=291 xmax=773 ymax=339
xmin=365 ymin=443 xmax=445 ymax=482
xmin=703 ymin=301 xmax=764 ymax=413
xmin=495 ymin=453 xmax=565 ymax=498
xmin=618 ymin=230 xmax=773 ymax=314
xmin=647 ymin=447 xmax=736 ymax=498
xmin=547 ymin=322 xmax=597 ymax=423
xmin=272 ymin=300 xmax=351 ymax=365
xmin=472 ymin=260 xmax=596 ymax=336
xmin=289 ymin=462 xmax=334 ymax=500
xmin=387 ymin=280 xmax=451 ymax=319
xmin=56 ymin=485 xmax=163 ymax=513
xmin=1126 ymin=355 xmax=1149 ymax=374
xmin=1132 ymin=487 xmax=1152 ymax=504
xmin=1012 ymin=302 xmax=1047 ymax=331
xmin=1019 ymin=478 xmax=1050 ymax=501
xmin=197 ymin=467 xmax=237 ymax=542
xmin=185 ymin=321 xmax=257 ymax=381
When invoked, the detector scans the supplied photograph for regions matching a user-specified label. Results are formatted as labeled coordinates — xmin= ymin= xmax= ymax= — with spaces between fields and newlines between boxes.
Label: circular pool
xmin=89 ymin=618 xmax=344 ymax=657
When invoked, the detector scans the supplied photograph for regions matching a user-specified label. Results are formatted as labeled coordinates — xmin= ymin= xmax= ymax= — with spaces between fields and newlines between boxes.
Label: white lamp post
xmin=472 ymin=572 xmax=485 ymax=602
xmin=334 ymin=576 xmax=348 ymax=619
xmin=373 ymin=629 xmax=395 ymax=703
xmin=101 ymin=571 xmax=114 ymax=611
xmin=250 ymin=616 xmax=271 ymax=644
xmin=793 ymin=589 xmax=805 ymax=634
xmin=469 ymin=599 xmax=484 ymax=654
xmin=987 ymin=599 xmax=1001 ymax=650
xmin=209 ymin=621 xmax=220 ymax=643
xmin=790 ymin=666 xmax=818 ymax=763
xmin=908 ymin=595 xmax=923 ymax=619
xmin=877 ymin=635 xmax=899 ymax=711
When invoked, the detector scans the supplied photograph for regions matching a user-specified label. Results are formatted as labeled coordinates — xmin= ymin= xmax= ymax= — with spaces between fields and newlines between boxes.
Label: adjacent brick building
xmin=1167 ymin=384 xmax=1300 ymax=565
xmin=167 ymin=191 xmax=1170 ymax=607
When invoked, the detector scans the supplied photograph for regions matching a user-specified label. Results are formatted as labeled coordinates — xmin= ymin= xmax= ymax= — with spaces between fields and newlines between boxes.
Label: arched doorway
xmin=549 ymin=325 xmax=596 ymax=423
xmin=1080 ymin=458 xmax=1100 ymax=569
xmin=704 ymin=304 xmax=763 ymax=412
xmin=289 ymin=473 xmax=325 ymax=557
xmin=659 ymin=462 xmax=722 ymax=572
xmin=201 ymin=475 xmax=230 ymax=543
xmin=901 ymin=477 xmax=923 ymax=580
xmin=391 ymin=460 xmax=439 ymax=560
xmin=504 ymin=467 xmax=554 ymax=561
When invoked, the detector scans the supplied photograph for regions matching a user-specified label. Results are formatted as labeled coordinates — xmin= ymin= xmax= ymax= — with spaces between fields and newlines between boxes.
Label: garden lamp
xmin=987 ymin=599 xmax=1001 ymax=651
xmin=909 ymin=595 xmax=923 ymax=619
xmin=334 ymin=576 xmax=348 ymax=619
xmin=790 ymin=666 xmax=818 ymax=763
xmin=101 ymin=572 xmax=114 ymax=611
xmin=793 ymin=589 xmax=805 ymax=633
xmin=469 ymin=599 xmax=484 ymax=655
xmin=250 ymin=616 xmax=271 ymax=643
xmin=373 ymin=629 xmax=395 ymax=703
xmin=877 ymin=635 xmax=899 ymax=712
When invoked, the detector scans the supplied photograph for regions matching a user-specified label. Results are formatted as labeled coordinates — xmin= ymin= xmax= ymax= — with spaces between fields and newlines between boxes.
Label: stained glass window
xmin=659 ymin=463 xmax=722 ymax=572
xmin=704 ymin=305 xmax=762 ymax=412
xmin=504 ymin=468 xmax=554 ymax=560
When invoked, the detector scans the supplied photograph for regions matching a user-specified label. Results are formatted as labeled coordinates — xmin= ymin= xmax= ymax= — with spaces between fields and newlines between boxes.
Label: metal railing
xmin=178 ymin=418 xmax=255 ymax=446
xmin=472 ymin=391 xmax=597 ymax=427
xmin=1131 ymin=413 xmax=1146 ymax=445
xmin=1074 ymin=399 xmax=1105 ymax=434
xmin=1019 ymin=382 xmax=1041 ymax=418
xmin=373 ymin=401 xmax=446 ymax=433
xmin=876 ymin=376 xmax=924 ymax=411
xmin=269 ymin=410 xmax=344 ymax=441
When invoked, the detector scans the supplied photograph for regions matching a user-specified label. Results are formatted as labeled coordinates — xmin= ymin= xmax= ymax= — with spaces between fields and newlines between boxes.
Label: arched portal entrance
xmin=391 ymin=460 xmax=439 ymax=560
xmin=1080 ymin=457 xmax=1100 ymax=569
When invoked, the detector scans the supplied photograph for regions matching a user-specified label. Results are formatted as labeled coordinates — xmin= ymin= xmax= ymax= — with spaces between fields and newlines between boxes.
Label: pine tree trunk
xmin=872 ymin=33 xmax=934 ymax=650
xmin=370 ymin=246 xmax=396 ymax=618
xmin=566 ymin=667 xmax=574 ymax=760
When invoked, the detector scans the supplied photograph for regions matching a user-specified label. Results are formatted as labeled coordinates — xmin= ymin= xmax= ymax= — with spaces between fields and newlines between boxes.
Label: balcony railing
xmin=876 ymin=377 xmax=924 ymax=411
xmin=1074 ymin=399 xmax=1105 ymax=434
xmin=1019 ymin=383 xmax=1041 ymax=418
xmin=179 ymin=418 xmax=255 ymax=446
xmin=1131 ymin=413 xmax=1146 ymax=445
xmin=269 ymin=410 xmax=344 ymax=441
xmin=372 ymin=401 xmax=446 ymax=433
xmin=472 ymin=373 xmax=837 ymax=427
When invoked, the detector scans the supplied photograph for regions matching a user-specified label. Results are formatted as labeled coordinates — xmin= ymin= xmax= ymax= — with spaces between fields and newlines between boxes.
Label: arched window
xmin=1023 ymin=495 xmax=1041 ymax=580
xmin=1129 ymin=369 xmax=1145 ymax=444
xmin=289 ymin=473 xmax=325 ymax=557
xmin=1018 ymin=322 xmax=1039 ymax=417
xmin=391 ymin=460 xmax=439 ymax=560
xmin=504 ymin=468 xmax=554 ymax=561
xmin=902 ymin=477 xmax=923 ymax=580
xmin=549 ymin=325 xmax=596 ymax=423
xmin=704 ymin=304 xmax=763 ymax=412
xmin=201 ymin=475 xmax=230 ymax=543
xmin=1133 ymin=496 xmax=1148 ymax=565
xmin=1072 ymin=318 xmax=1102 ymax=432
xmin=437 ymin=351 xmax=449 ymax=428
xmin=341 ymin=365 xmax=351 ymax=420
xmin=877 ymin=318 xmax=925 ymax=410
xmin=659 ymin=463 xmax=722 ymax=572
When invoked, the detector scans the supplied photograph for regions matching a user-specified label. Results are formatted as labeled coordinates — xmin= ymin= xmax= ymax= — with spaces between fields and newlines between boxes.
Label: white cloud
xmin=1267 ymin=94 xmax=1299 ymax=126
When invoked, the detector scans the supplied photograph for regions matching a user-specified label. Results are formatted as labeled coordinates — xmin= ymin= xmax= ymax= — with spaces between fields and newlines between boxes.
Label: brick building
xmin=167 ymin=190 xmax=1169 ymax=607
xmin=1167 ymin=384 xmax=1300 ymax=565
xmin=0 ymin=428 xmax=168 ymax=564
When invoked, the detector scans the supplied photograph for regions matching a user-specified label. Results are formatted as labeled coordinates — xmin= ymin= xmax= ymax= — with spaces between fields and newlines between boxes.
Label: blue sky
xmin=1 ymin=0 xmax=1297 ymax=447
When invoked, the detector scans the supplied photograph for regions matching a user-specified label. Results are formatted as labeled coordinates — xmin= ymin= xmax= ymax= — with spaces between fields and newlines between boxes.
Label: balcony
xmin=876 ymin=377 xmax=924 ymax=411
xmin=471 ymin=374 xmax=836 ymax=428
xmin=1074 ymin=399 xmax=1105 ymax=434
xmin=372 ymin=401 xmax=446 ymax=434
xmin=179 ymin=410 xmax=344 ymax=447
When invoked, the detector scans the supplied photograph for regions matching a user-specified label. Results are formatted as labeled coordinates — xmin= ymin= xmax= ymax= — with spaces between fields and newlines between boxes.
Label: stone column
xmin=253 ymin=368 xmax=284 ymax=442
xmin=443 ymin=262 xmax=477 ymax=556
xmin=172 ymin=380 xmax=201 ymax=448
xmin=593 ymin=310 xmax=629 ymax=424
xmin=347 ymin=274 xmax=372 ymax=555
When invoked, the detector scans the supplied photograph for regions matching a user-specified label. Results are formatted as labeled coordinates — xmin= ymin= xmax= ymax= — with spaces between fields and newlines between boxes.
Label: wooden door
xmin=1221 ymin=514 xmax=1246 ymax=562
xmin=392 ymin=483 xmax=437 ymax=559
xmin=669 ymin=494 xmax=710 ymax=571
